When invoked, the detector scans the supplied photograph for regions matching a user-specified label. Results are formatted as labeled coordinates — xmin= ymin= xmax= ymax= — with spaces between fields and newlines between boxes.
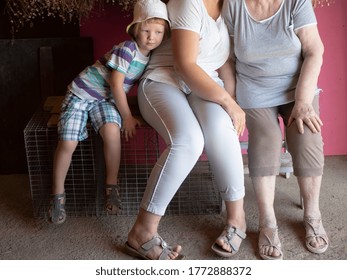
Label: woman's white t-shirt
xmin=142 ymin=0 xmax=230 ymax=94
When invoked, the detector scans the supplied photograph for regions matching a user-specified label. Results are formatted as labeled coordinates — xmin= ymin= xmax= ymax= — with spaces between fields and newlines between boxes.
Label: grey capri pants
xmin=245 ymin=95 xmax=324 ymax=177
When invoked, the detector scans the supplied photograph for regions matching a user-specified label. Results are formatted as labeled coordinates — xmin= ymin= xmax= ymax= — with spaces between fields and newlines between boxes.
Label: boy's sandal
xmin=304 ymin=217 xmax=329 ymax=254
xmin=48 ymin=192 xmax=66 ymax=225
xmin=124 ymin=236 xmax=185 ymax=260
xmin=211 ymin=225 xmax=247 ymax=257
xmin=258 ymin=227 xmax=283 ymax=260
xmin=105 ymin=184 xmax=122 ymax=215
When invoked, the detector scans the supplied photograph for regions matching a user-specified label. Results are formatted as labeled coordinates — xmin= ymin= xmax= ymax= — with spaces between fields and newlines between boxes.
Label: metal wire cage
xmin=24 ymin=110 xmax=221 ymax=219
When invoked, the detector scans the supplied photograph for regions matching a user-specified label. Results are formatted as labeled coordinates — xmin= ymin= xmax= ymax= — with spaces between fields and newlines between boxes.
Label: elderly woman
xmin=222 ymin=0 xmax=328 ymax=259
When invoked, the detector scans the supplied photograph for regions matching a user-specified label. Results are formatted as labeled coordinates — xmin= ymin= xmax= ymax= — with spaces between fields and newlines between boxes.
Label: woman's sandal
xmin=124 ymin=236 xmax=185 ymax=260
xmin=211 ymin=225 xmax=247 ymax=257
xmin=105 ymin=184 xmax=122 ymax=215
xmin=304 ymin=217 xmax=329 ymax=254
xmin=48 ymin=192 xmax=66 ymax=225
xmin=258 ymin=227 xmax=283 ymax=260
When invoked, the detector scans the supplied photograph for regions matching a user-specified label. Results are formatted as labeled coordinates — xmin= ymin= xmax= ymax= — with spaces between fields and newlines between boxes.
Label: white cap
xmin=126 ymin=0 xmax=170 ymax=34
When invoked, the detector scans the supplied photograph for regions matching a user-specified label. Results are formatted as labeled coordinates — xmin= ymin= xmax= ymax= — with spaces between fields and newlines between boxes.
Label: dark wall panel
xmin=0 ymin=38 xmax=93 ymax=173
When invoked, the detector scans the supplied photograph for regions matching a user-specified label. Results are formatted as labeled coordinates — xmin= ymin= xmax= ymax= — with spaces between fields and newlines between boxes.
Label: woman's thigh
xmin=138 ymin=79 xmax=205 ymax=214
xmin=138 ymin=79 xmax=204 ymax=148
xmin=245 ymin=107 xmax=283 ymax=177
xmin=188 ymin=93 xmax=245 ymax=200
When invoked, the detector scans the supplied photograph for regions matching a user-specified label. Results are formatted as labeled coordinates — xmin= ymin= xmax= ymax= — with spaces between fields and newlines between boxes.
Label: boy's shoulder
xmin=113 ymin=40 xmax=138 ymax=52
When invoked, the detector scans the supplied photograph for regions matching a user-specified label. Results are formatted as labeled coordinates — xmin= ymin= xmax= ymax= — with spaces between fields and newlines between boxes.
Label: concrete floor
xmin=0 ymin=156 xmax=346 ymax=261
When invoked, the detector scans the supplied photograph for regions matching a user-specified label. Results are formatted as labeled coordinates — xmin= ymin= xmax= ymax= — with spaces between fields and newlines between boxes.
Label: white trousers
xmin=138 ymin=79 xmax=245 ymax=216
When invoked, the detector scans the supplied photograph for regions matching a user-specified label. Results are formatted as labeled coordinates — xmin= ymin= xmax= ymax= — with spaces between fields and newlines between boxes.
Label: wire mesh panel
xmin=24 ymin=111 xmax=102 ymax=218
xmin=166 ymin=160 xmax=221 ymax=215
xmin=117 ymin=136 xmax=221 ymax=216
xmin=24 ymin=110 xmax=221 ymax=218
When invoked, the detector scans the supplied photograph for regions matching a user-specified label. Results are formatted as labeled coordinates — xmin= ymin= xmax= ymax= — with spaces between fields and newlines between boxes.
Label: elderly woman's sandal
xmin=124 ymin=236 xmax=185 ymax=260
xmin=258 ymin=227 xmax=283 ymax=260
xmin=304 ymin=217 xmax=329 ymax=254
xmin=211 ymin=225 xmax=247 ymax=257
xmin=105 ymin=184 xmax=122 ymax=215
xmin=48 ymin=192 xmax=66 ymax=225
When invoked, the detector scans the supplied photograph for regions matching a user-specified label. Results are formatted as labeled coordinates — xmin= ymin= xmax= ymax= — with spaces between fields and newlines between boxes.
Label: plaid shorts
xmin=58 ymin=92 xmax=122 ymax=141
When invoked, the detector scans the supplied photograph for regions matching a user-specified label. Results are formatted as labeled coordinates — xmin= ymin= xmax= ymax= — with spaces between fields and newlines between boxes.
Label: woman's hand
xmin=223 ymin=99 xmax=246 ymax=136
xmin=288 ymin=102 xmax=323 ymax=134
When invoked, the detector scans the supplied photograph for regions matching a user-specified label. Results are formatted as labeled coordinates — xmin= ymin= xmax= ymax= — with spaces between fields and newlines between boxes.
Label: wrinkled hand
xmin=121 ymin=116 xmax=141 ymax=141
xmin=288 ymin=102 xmax=323 ymax=134
xmin=226 ymin=102 xmax=246 ymax=136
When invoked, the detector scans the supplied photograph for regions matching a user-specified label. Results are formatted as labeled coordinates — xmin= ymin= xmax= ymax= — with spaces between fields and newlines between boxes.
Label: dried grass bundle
xmin=4 ymin=0 xmax=137 ymax=33
xmin=4 ymin=0 xmax=336 ymax=34
xmin=312 ymin=0 xmax=336 ymax=7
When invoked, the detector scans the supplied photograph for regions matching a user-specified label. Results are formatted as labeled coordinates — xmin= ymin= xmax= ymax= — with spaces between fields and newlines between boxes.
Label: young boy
xmin=49 ymin=0 xmax=170 ymax=224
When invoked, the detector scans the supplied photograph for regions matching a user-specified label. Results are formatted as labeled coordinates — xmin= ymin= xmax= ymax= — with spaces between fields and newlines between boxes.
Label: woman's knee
xmin=171 ymin=127 xmax=204 ymax=159
xmin=247 ymin=113 xmax=281 ymax=147
xmin=286 ymin=127 xmax=324 ymax=175
xmin=248 ymin=126 xmax=283 ymax=154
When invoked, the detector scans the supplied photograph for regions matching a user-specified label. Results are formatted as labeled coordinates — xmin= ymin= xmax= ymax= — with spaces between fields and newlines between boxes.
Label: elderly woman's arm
xmin=218 ymin=58 xmax=236 ymax=100
xmin=171 ymin=29 xmax=245 ymax=135
xmin=288 ymin=24 xmax=324 ymax=134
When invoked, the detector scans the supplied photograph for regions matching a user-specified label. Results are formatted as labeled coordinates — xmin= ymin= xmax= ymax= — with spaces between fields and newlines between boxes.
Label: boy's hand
xmin=121 ymin=116 xmax=141 ymax=141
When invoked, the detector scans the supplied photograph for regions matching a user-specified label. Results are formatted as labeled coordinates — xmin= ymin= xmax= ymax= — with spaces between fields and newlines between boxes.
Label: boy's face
xmin=135 ymin=21 xmax=165 ymax=56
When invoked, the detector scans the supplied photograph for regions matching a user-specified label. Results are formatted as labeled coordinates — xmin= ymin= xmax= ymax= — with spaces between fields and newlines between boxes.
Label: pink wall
xmin=314 ymin=1 xmax=347 ymax=155
xmin=80 ymin=1 xmax=347 ymax=156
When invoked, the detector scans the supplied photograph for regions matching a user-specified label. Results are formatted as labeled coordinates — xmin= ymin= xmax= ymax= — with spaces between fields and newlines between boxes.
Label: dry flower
xmin=4 ymin=0 xmax=137 ymax=34
xmin=4 ymin=0 xmax=336 ymax=35
xmin=312 ymin=0 xmax=336 ymax=8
